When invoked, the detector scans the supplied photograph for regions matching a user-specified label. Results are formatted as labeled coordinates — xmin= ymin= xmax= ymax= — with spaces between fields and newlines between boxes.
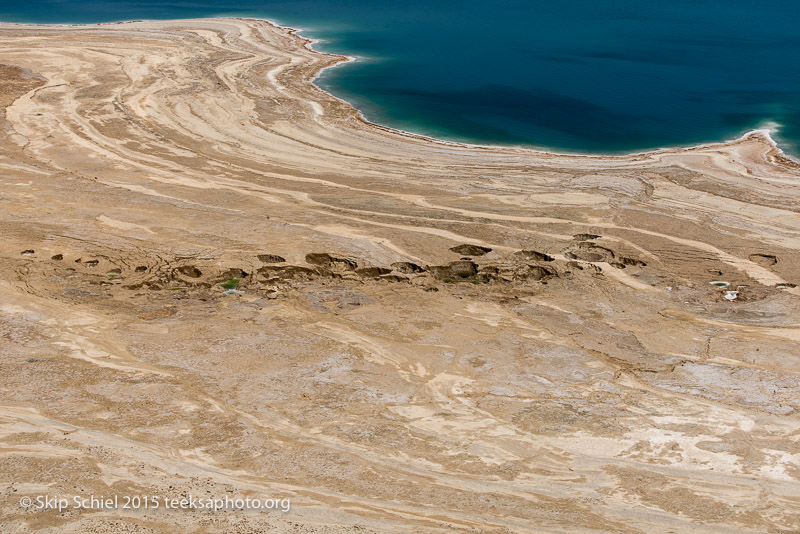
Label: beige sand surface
xmin=0 ymin=18 xmax=799 ymax=533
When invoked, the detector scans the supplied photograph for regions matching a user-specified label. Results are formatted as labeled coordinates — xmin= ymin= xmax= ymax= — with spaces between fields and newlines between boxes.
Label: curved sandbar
xmin=0 ymin=18 xmax=799 ymax=533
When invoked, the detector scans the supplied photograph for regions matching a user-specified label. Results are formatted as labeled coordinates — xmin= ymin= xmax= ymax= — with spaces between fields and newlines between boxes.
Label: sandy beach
xmin=1 ymin=18 xmax=799 ymax=532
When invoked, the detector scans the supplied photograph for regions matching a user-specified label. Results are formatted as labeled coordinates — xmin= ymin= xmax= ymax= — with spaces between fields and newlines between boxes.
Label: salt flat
xmin=0 ymin=18 xmax=799 ymax=533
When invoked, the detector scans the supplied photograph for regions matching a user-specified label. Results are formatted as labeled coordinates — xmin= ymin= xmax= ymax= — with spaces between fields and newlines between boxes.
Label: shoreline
xmin=250 ymin=18 xmax=800 ymax=163
xmin=1 ymin=15 xmax=797 ymax=163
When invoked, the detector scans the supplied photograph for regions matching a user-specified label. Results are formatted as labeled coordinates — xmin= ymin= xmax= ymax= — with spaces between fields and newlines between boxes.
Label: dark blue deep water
xmin=2 ymin=1 xmax=799 ymax=154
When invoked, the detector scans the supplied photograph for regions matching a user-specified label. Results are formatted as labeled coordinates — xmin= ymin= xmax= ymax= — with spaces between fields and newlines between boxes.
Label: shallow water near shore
xmin=3 ymin=0 xmax=799 ymax=155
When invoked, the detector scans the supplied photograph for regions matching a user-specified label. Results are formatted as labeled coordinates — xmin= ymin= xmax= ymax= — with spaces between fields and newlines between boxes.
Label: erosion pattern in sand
xmin=1 ymin=18 xmax=799 ymax=533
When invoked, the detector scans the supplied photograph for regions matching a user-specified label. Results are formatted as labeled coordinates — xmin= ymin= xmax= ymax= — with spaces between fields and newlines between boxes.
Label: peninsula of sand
xmin=1 ymin=18 xmax=799 ymax=533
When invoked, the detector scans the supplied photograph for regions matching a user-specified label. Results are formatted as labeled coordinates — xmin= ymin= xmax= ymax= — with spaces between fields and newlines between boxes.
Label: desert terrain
xmin=0 ymin=18 xmax=799 ymax=532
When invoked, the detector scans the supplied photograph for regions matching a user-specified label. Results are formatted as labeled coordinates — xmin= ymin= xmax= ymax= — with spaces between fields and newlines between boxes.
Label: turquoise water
xmin=2 ymin=1 xmax=799 ymax=154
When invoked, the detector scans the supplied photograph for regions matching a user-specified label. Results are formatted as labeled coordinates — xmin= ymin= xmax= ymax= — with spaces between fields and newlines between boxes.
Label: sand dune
xmin=0 ymin=18 xmax=799 ymax=533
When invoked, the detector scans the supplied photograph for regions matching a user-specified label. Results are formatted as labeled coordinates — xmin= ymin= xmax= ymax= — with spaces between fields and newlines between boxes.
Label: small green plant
xmin=220 ymin=278 xmax=240 ymax=289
